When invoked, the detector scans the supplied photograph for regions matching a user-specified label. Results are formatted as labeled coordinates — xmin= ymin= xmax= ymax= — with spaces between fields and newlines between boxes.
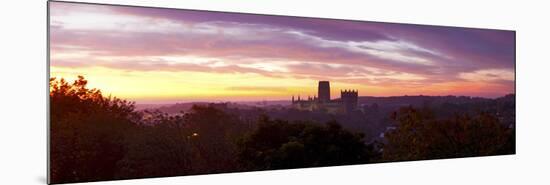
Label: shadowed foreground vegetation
xmin=49 ymin=76 xmax=515 ymax=184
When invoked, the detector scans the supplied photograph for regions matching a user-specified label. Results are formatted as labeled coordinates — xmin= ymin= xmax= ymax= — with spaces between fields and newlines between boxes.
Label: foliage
xmin=50 ymin=76 xmax=137 ymax=183
xmin=237 ymin=116 xmax=375 ymax=170
xmin=116 ymin=105 xmax=251 ymax=179
xmin=50 ymin=76 xmax=252 ymax=183
xmin=382 ymin=106 xmax=515 ymax=161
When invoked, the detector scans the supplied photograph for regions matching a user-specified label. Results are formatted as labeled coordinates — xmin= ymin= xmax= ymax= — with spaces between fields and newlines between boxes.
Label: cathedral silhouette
xmin=291 ymin=81 xmax=358 ymax=114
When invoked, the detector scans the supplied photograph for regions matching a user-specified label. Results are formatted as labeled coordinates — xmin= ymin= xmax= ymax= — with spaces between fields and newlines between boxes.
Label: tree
xmin=50 ymin=76 xmax=138 ymax=183
xmin=181 ymin=105 xmax=250 ymax=173
xmin=115 ymin=113 xmax=199 ymax=178
xmin=50 ymin=77 xmax=255 ymax=182
xmin=382 ymin=106 xmax=514 ymax=162
xmin=116 ymin=104 xmax=251 ymax=179
xmin=237 ymin=116 xmax=375 ymax=170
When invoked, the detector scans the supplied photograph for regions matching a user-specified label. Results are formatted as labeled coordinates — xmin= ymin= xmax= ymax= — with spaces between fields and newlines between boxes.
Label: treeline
xmin=383 ymin=106 xmax=514 ymax=161
xmin=49 ymin=76 xmax=515 ymax=184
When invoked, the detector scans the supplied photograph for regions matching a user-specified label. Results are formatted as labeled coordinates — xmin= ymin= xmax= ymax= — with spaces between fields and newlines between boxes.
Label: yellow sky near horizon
xmin=50 ymin=66 xmax=512 ymax=104
xmin=50 ymin=66 xmax=360 ymax=102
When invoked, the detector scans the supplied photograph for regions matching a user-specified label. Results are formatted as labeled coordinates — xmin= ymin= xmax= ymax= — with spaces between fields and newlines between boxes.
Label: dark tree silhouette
xmin=116 ymin=105 xmax=252 ymax=178
xmin=237 ymin=116 xmax=376 ymax=170
xmin=50 ymin=76 xmax=138 ymax=183
xmin=382 ymin=106 xmax=515 ymax=161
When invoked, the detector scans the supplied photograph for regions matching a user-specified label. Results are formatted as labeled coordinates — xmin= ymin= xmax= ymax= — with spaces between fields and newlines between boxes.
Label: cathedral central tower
xmin=318 ymin=81 xmax=330 ymax=103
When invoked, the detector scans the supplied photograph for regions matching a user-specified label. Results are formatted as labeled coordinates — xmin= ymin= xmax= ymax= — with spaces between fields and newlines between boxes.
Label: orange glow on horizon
xmin=50 ymin=66 xmax=513 ymax=104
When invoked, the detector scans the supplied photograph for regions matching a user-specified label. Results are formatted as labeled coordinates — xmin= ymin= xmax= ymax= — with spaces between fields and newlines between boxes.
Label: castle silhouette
xmin=291 ymin=81 xmax=358 ymax=114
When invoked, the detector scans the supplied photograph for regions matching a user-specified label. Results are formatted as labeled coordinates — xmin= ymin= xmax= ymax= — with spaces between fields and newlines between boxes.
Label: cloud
xmin=285 ymin=30 xmax=438 ymax=65
xmin=458 ymin=69 xmax=515 ymax=82
xmin=50 ymin=11 xmax=449 ymax=82
xmin=49 ymin=1 xmax=516 ymax=98
xmin=237 ymin=62 xmax=290 ymax=73
xmin=226 ymin=86 xmax=288 ymax=92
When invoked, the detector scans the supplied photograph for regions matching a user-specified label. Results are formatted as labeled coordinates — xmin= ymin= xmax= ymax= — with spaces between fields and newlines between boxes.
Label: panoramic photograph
xmin=49 ymin=1 xmax=515 ymax=184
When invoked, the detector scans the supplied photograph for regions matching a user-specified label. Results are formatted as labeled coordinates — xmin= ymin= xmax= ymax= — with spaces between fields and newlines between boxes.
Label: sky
xmin=49 ymin=2 xmax=515 ymax=104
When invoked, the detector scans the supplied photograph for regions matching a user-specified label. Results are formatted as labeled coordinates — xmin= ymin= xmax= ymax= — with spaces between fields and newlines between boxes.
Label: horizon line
xmin=132 ymin=93 xmax=515 ymax=105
